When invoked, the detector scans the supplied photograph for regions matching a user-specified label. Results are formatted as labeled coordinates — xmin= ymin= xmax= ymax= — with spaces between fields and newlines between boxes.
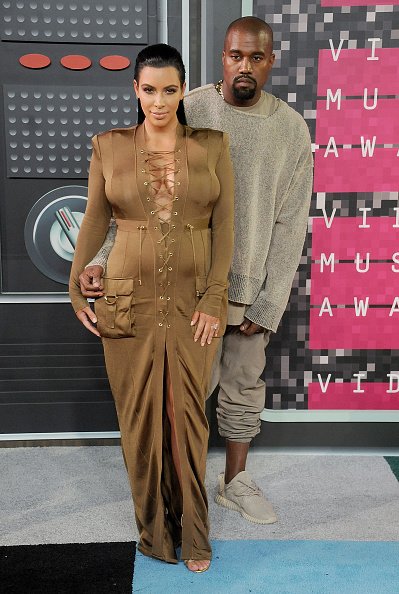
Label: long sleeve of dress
xmin=69 ymin=134 xmax=112 ymax=312
xmin=196 ymin=133 xmax=234 ymax=319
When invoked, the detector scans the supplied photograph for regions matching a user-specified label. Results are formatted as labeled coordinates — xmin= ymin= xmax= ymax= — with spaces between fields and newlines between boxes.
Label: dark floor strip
xmin=1 ymin=541 xmax=136 ymax=594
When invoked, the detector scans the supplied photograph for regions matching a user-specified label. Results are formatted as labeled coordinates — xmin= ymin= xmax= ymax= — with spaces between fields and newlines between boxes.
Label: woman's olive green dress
xmin=69 ymin=123 xmax=234 ymax=562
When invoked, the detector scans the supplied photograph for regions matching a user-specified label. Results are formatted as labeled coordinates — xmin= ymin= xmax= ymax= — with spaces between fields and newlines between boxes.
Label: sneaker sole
xmin=214 ymin=492 xmax=277 ymax=525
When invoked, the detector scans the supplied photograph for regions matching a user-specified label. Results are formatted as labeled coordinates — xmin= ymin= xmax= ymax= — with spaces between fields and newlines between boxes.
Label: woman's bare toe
xmin=184 ymin=559 xmax=210 ymax=573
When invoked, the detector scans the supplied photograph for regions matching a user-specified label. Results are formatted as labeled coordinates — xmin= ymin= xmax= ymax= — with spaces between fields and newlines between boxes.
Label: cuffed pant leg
xmin=216 ymin=331 xmax=270 ymax=442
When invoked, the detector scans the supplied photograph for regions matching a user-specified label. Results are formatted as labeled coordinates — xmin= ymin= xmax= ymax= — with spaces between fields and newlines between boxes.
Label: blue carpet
xmin=133 ymin=540 xmax=399 ymax=593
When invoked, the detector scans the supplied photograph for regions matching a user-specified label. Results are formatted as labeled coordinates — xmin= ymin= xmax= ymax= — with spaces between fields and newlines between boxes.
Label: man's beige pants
xmin=208 ymin=328 xmax=271 ymax=443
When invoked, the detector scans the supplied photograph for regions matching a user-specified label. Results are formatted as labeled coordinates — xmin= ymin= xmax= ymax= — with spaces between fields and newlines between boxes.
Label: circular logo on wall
xmin=24 ymin=185 xmax=88 ymax=285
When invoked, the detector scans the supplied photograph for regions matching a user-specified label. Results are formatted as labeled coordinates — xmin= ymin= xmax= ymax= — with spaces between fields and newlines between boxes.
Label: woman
xmin=69 ymin=44 xmax=234 ymax=572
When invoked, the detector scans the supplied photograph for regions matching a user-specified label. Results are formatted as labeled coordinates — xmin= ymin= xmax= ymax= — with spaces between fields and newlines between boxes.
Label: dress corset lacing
xmin=144 ymin=149 xmax=180 ymax=327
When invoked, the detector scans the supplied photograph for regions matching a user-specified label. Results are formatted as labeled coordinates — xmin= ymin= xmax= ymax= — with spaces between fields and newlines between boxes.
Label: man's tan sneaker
xmin=215 ymin=471 xmax=277 ymax=525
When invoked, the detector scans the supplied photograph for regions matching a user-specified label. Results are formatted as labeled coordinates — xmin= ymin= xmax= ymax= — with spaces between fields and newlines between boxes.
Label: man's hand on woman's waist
xmin=79 ymin=265 xmax=104 ymax=298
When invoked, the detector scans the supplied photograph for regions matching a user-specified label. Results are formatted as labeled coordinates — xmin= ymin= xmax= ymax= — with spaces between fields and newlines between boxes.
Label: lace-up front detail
xmin=145 ymin=150 xmax=180 ymax=224
xmin=140 ymin=144 xmax=183 ymax=328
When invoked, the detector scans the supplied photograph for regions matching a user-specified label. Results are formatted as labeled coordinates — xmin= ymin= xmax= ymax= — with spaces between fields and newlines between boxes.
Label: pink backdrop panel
xmin=313 ymin=148 xmax=399 ymax=192
xmin=310 ymin=263 xmax=399 ymax=305
xmin=308 ymin=382 xmax=399 ymax=410
xmin=312 ymin=218 xmax=399 ymax=261
xmin=322 ymin=0 xmax=399 ymax=5
xmin=309 ymin=308 xmax=399 ymax=349
xmin=315 ymin=99 xmax=399 ymax=145
xmin=317 ymin=49 xmax=399 ymax=97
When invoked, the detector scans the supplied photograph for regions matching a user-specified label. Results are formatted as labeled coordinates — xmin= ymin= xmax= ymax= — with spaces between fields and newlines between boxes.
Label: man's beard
xmin=232 ymin=76 xmax=257 ymax=100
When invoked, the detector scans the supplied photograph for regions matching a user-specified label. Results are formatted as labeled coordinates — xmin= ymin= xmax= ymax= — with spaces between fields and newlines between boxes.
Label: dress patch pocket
xmin=95 ymin=277 xmax=135 ymax=338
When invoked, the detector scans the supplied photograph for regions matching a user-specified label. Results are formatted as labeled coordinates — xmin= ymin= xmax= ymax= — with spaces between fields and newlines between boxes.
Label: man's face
xmin=222 ymin=28 xmax=275 ymax=105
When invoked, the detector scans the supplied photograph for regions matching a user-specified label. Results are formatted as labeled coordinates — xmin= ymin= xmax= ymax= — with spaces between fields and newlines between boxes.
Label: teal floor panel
xmin=133 ymin=539 xmax=399 ymax=594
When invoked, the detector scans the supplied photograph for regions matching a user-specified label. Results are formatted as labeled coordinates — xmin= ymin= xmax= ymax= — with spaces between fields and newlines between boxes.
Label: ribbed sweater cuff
xmin=86 ymin=257 xmax=106 ymax=270
xmin=245 ymin=298 xmax=284 ymax=333
xmin=228 ymin=273 xmax=262 ymax=303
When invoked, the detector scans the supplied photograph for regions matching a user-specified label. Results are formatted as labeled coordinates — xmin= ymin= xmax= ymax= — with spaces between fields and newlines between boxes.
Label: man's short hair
xmin=224 ymin=16 xmax=273 ymax=51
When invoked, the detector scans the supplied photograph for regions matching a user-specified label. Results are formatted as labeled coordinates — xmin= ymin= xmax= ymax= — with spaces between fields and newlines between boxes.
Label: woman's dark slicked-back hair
xmin=134 ymin=43 xmax=187 ymax=125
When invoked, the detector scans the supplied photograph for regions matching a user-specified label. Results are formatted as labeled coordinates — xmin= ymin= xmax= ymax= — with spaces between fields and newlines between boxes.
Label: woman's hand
xmin=191 ymin=311 xmax=220 ymax=346
xmin=76 ymin=306 xmax=100 ymax=337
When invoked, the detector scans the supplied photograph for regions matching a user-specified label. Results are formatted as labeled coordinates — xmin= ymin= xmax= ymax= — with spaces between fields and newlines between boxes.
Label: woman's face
xmin=134 ymin=65 xmax=185 ymax=129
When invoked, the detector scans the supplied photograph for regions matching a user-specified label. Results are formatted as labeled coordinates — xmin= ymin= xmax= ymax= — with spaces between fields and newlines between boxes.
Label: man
xmin=77 ymin=17 xmax=313 ymax=525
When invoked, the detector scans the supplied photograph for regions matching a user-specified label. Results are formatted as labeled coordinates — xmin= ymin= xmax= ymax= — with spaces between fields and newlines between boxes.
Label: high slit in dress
xmin=69 ymin=123 xmax=234 ymax=562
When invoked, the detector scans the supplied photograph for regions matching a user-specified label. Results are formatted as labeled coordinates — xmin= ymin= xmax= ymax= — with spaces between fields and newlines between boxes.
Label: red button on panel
xmin=19 ymin=54 xmax=51 ymax=69
xmin=60 ymin=55 xmax=92 ymax=70
xmin=100 ymin=55 xmax=131 ymax=71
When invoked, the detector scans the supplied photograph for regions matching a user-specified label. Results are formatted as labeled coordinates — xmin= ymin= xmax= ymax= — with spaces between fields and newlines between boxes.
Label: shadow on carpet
xmin=1 ymin=541 xmax=136 ymax=594
xmin=134 ymin=540 xmax=399 ymax=594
